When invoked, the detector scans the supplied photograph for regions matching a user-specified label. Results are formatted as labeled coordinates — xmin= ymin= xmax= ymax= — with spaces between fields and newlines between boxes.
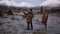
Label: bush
xmin=0 ymin=11 xmax=3 ymax=17
xmin=7 ymin=9 xmax=13 ymax=15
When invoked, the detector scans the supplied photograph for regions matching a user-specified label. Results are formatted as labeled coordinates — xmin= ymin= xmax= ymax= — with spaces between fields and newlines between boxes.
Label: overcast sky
xmin=13 ymin=0 xmax=46 ymax=6
xmin=0 ymin=0 xmax=60 ymax=7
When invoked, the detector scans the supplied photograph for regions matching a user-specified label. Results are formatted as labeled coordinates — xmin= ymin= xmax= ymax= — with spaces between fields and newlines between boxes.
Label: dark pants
xmin=45 ymin=24 xmax=47 ymax=30
xmin=27 ymin=22 xmax=33 ymax=30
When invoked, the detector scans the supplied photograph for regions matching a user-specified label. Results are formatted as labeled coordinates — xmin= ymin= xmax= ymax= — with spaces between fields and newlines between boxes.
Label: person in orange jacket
xmin=42 ymin=9 xmax=48 ymax=30
xmin=23 ymin=9 xmax=34 ymax=30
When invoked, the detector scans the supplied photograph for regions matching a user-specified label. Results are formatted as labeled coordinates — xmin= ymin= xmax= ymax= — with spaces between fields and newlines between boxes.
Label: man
xmin=23 ymin=9 xmax=34 ymax=30
xmin=42 ymin=9 xmax=48 ymax=30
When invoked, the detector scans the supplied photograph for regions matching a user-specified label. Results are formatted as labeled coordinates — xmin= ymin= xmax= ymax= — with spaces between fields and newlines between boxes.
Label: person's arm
xmin=23 ymin=12 xmax=27 ymax=15
xmin=47 ymin=13 xmax=48 ymax=19
xmin=45 ymin=13 xmax=48 ymax=19
xmin=32 ymin=13 xmax=34 ymax=18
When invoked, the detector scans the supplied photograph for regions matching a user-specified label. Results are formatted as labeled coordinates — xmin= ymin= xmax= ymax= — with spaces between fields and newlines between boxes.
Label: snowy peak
xmin=0 ymin=0 xmax=11 ymax=6
xmin=40 ymin=0 xmax=60 ymax=7
xmin=0 ymin=0 xmax=19 ymax=6
xmin=0 ymin=0 xmax=33 ymax=7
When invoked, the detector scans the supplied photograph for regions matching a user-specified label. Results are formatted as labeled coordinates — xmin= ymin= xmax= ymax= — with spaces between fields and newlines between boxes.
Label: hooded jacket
xmin=24 ymin=12 xmax=34 ymax=23
xmin=42 ymin=12 xmax=48 ymax=25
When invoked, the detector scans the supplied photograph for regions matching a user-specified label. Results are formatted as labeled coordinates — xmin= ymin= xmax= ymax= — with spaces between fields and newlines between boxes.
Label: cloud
xmin=40 ymin=0 xmax=60 ymax=7
xmin=0 ymin=0 xmax=33 ymax=7
xmin=0 ymin=0 xmax=19 ymax=6
xmin=19 ymin=2 xmax=33 ymax=7
xmin=0 ymin=0 xmax=11 ymax=6
xmin=10 ymin=0 xmax=20 ymax=7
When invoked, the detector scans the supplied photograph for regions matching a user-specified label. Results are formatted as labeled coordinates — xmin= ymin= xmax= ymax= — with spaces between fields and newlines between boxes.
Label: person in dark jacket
xmin=23 ymin=9 xmax=34 ymax=30
xmin=42 ymin=9 xmax=48 ymax=30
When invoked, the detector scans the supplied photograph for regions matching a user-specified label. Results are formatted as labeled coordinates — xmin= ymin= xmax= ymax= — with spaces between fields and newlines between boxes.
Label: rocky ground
xmin=0 ymin=13 xmax=60 ymax=34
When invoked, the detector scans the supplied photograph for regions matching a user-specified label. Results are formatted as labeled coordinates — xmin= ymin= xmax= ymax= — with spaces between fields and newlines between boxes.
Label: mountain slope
xmin=40 ymin=0 xmax=60 ymax=7
xmin=0 ymin=0 xmax=33 ymax=7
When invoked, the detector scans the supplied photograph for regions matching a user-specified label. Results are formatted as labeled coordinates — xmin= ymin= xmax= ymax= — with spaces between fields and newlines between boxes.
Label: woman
xmin=42 ymin=9 xmax=48 ymax=30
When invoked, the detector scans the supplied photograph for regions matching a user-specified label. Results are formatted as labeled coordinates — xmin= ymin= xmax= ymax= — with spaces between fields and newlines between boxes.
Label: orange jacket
xmin=42 ymin=12 xmax=48 ymax=25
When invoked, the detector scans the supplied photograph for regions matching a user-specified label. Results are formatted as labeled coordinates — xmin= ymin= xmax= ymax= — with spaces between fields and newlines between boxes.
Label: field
xmin=0 ymin=13 xmax=60 ymax=34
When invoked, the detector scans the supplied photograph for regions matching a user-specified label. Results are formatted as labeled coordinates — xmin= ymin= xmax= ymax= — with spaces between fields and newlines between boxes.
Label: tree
xmin=0 ymin=11 xmax=3 ymax=17
xmin=7 ymin=9 xmax=13 ymax=15
xmin=40 ymin=6 xmax=43 ymax=14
